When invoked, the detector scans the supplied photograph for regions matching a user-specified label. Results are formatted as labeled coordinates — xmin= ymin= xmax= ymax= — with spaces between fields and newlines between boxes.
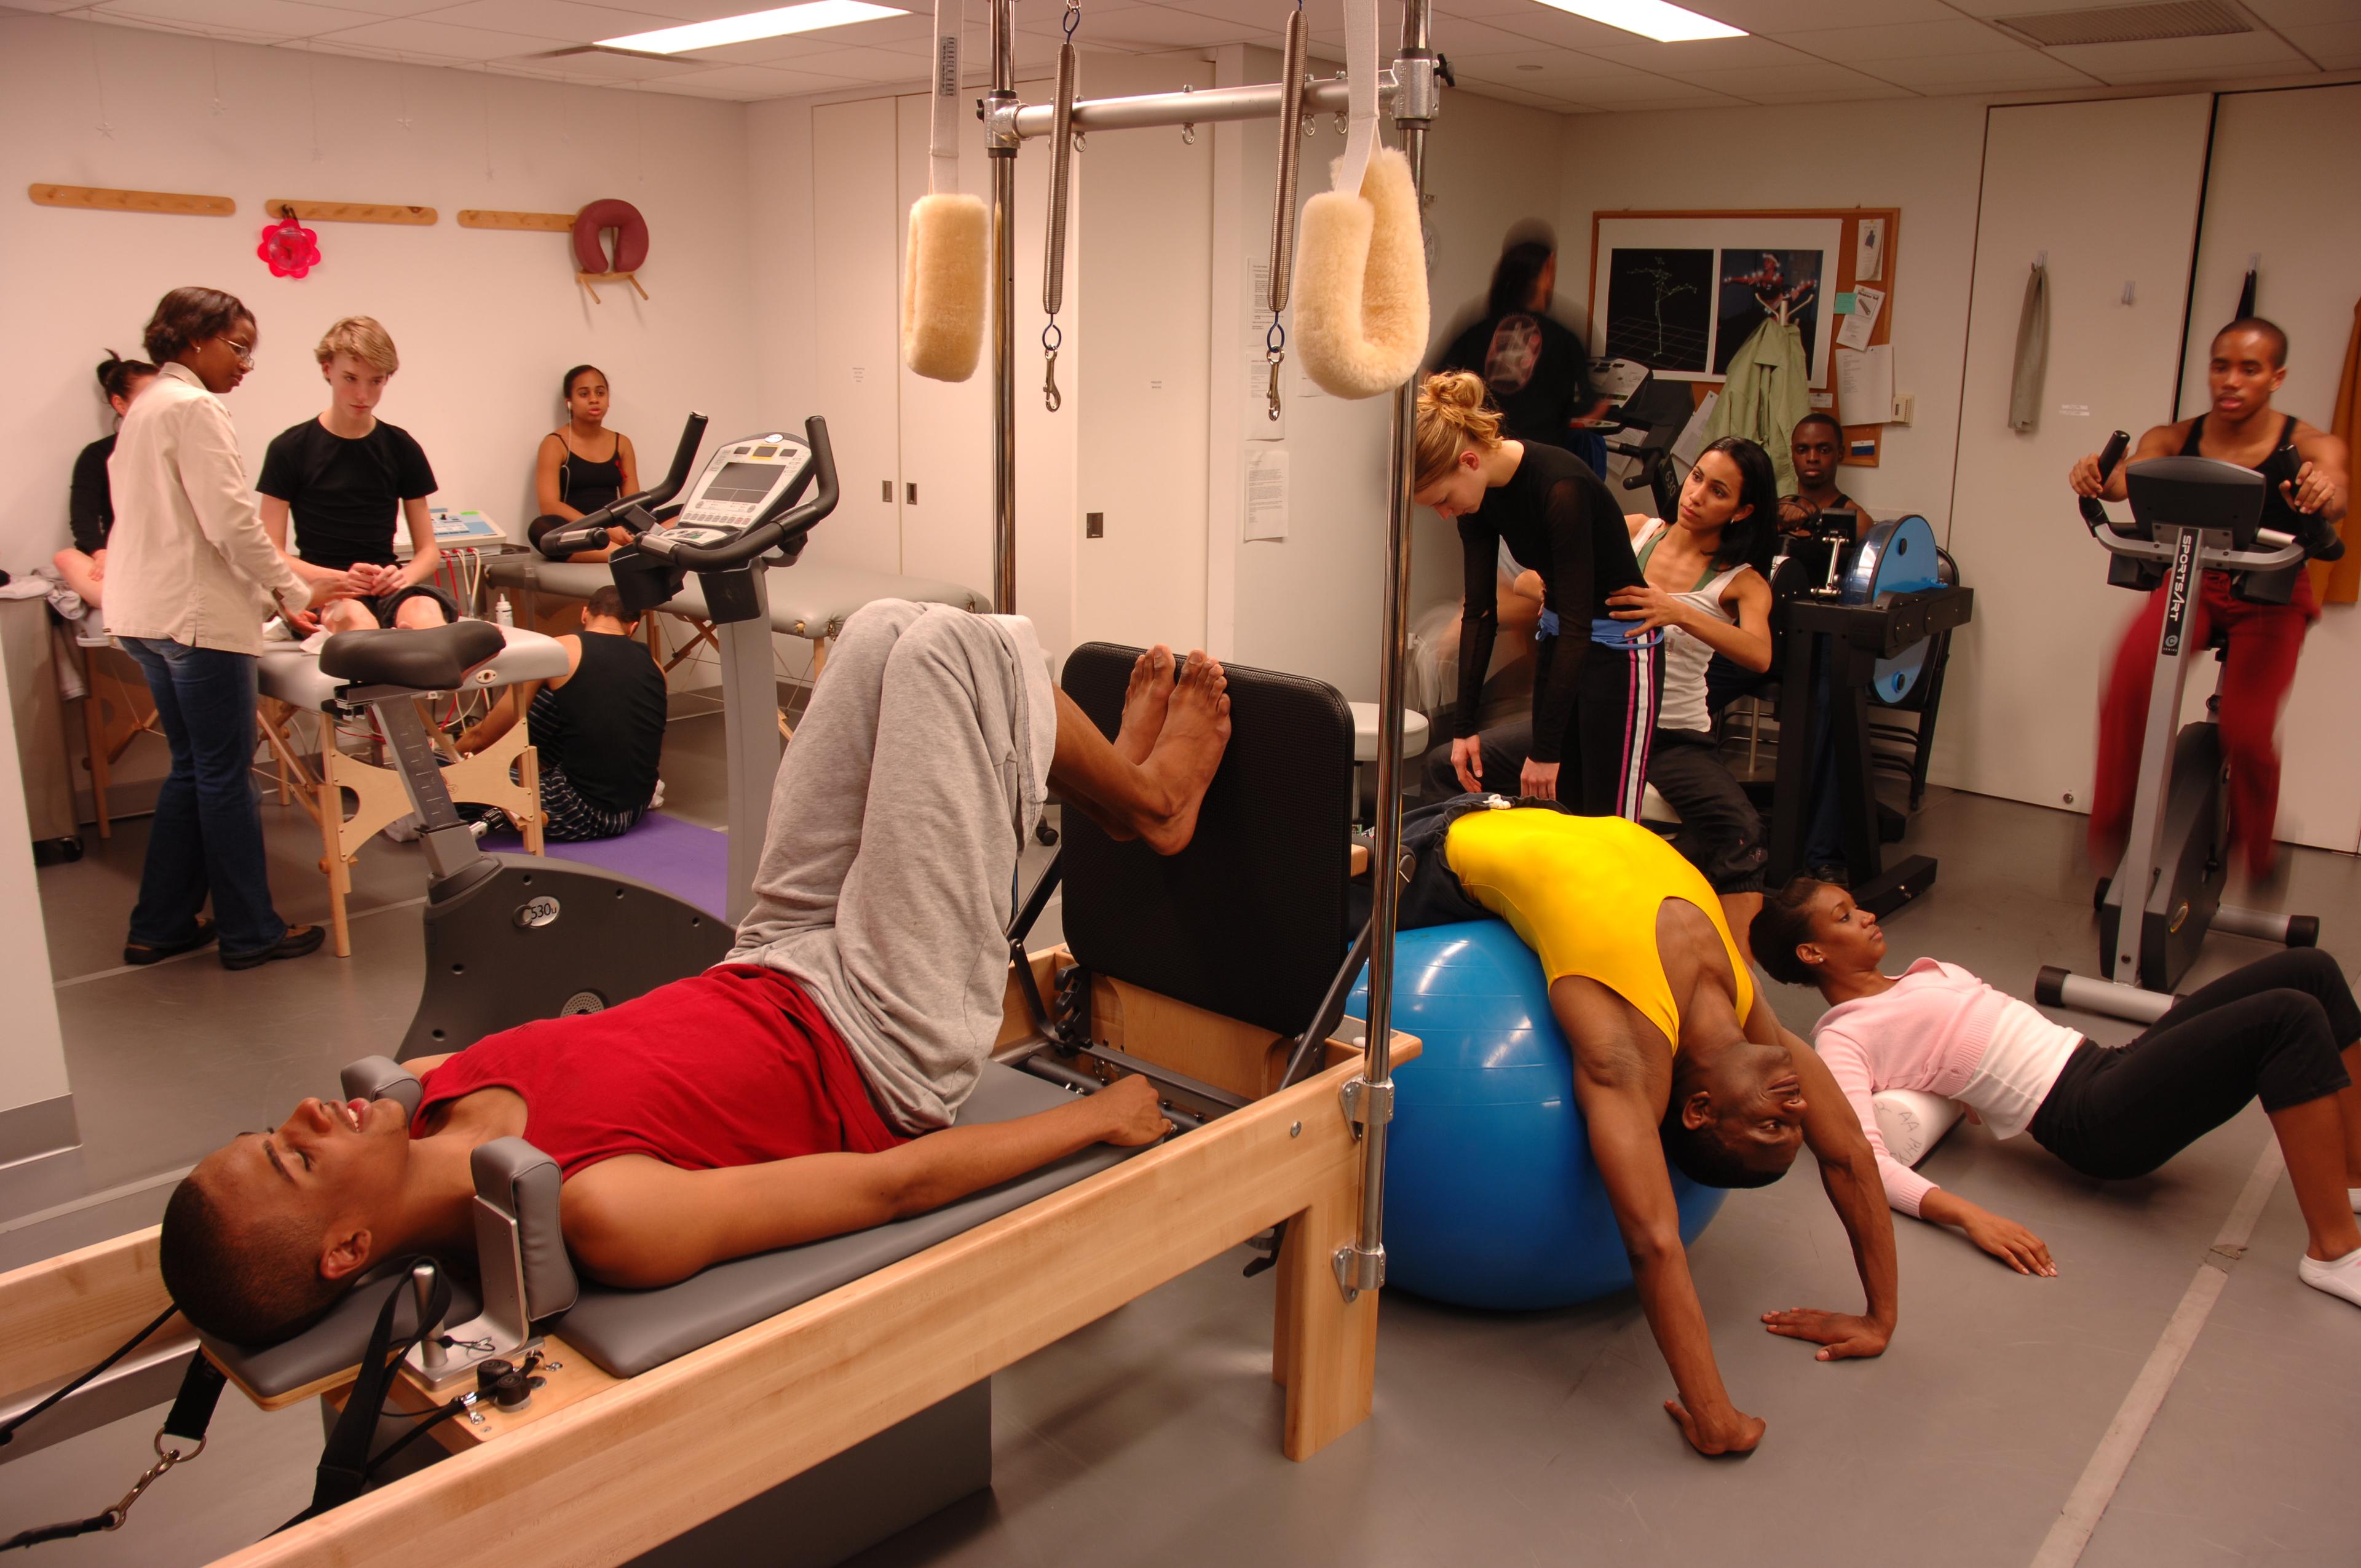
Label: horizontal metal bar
xmin=1008 ymin=71 xmax=1392 ymax=139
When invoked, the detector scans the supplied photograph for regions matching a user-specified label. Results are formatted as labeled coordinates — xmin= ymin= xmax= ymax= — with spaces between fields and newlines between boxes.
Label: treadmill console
xmin=662 ymin=433 xmax=818 ymax=551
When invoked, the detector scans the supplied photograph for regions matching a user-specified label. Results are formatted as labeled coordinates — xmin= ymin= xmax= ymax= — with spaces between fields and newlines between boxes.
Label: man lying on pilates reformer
xmin=160 ymin=601 xmax=1233 ymax=1346
xmin=1356 ymin=795 xmax=1900 ymax=1457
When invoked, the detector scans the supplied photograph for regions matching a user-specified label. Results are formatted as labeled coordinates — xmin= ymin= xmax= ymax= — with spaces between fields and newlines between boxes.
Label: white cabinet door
xmin=809 ymin=95 xmax=904 ymax=575
xmin=2174 ymin=84 xmax=2361 ymax=854
xmin=1938 ymin=95 xmax=2212 ymax=815
xmin=1072 ymin=53 xmax=1216 ymax=655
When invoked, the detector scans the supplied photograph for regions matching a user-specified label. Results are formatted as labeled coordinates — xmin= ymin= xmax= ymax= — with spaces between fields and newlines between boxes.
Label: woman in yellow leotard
xmin=1356 ymin=793 xmax=1900 ymax=1459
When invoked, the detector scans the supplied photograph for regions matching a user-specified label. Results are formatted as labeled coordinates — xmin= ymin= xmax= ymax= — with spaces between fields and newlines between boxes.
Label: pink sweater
xmin=1811 ymin=959 xmax=2084 ymax=1217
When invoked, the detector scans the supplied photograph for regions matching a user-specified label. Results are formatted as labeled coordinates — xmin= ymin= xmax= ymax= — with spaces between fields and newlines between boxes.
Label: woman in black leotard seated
xmin=529 ymin=364 xmax=640 ymax=561
xmin=1413 ymin=370 xmax=1656 ymax=816
xmin=52 ymin=350 xmax=160 ymax=611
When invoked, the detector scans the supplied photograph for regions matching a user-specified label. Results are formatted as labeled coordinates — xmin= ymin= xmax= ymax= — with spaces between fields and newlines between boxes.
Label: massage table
xmin=253 ymin=628 xmax=567 ymax=957
xmin=486 ymin=556 xmax=988 ymax=733
xmin=0 ymin=643 xmax=1413 ymax=1567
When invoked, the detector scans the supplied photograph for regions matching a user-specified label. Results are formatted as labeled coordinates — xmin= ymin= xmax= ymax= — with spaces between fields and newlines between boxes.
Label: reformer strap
xmin=288 ymin=1260 xmax=454 ymax=1528
xmin=0 ymin=1347 xmax=223 ymax=1552
xmin=927 ymin=0 xmax=962 ymax=196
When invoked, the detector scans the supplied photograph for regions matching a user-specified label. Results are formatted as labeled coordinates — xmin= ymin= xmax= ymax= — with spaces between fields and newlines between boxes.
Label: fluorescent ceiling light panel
xmin=1531 ymin=0 xmax=1743 ymax=42
xmin=597 ymin=0 xmax=905 ymax=54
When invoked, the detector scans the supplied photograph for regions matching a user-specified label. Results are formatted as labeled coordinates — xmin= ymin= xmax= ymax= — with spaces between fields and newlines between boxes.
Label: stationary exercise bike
xmin=2035 ymin=431 xmax=2338 ymax=1023
xmin=314 ymin=411 xmax=840 ymax=1059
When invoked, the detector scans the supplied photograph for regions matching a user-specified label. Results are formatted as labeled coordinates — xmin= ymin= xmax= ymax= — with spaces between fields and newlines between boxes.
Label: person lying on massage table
xmin=1355 ymin=795 xmax=1899 ymax=1458
xmin=159 ymin=601 xmax=1233 ymax=1347
xmin=1753 ymin=877 xmax=2361 ymax=1309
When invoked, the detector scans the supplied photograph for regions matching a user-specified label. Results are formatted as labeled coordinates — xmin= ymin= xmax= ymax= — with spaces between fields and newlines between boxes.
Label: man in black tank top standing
xmin=455 ymin=586 xmax=668 ymax=839
xmin=2069 ymin=317 xmax=2349 ymax=881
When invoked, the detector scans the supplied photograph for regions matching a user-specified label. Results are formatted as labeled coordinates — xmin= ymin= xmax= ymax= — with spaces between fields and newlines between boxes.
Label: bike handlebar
xmin=638 ymin=416 xmax=839 ymax=572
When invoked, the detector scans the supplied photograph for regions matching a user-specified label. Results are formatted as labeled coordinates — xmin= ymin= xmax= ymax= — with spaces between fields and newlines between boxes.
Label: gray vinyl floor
xmin=5 ymin=715 xmax=2358 ymax=1567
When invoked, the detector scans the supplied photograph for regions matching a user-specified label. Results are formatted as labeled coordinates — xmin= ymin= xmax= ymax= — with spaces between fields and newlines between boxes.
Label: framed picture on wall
xmin=1592 ymin=216 xmax=1845 ymax=388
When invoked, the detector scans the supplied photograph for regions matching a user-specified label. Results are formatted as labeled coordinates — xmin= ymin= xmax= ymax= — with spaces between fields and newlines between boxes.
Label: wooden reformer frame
xmin=0 ymin=948 xmax=1414 ymax=1567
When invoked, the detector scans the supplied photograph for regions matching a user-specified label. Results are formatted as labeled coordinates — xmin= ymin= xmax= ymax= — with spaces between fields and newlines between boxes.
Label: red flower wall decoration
xmin=259 ymin=213 xmax=322 ymax=279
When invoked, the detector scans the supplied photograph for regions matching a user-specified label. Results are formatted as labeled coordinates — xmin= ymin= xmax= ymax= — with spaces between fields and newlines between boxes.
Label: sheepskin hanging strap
xmin=1291 ymin=0 xmax=1428 ymax=400
xmin=902 ymin=0 xmax=989 ymax=382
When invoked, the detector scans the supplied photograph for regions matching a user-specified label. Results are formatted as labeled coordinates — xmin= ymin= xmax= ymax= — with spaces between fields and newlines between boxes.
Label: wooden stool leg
xmin=320 ymin=767 xmax=352 ymax=959
xmin=82 ymin=645 xmax=111 ymax=839
xmin=1274 ymin=1180 xmax=1380 ymax=1460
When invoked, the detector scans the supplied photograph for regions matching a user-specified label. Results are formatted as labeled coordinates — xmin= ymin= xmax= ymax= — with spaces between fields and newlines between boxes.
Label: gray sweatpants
xmin=726 ymin=600 xmax=1058 ymax=1132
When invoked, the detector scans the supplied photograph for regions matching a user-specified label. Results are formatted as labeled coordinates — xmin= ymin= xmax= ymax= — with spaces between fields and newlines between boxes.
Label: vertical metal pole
xmin=1336 ymin=0 xmax=1435 ymax=1302
xmin=987 ymin=0 xmax=1019 ymax=612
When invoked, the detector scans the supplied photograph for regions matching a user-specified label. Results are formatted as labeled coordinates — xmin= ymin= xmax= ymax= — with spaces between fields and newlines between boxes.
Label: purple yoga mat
xmin=480 ymin=811 xmax=729 ymax=918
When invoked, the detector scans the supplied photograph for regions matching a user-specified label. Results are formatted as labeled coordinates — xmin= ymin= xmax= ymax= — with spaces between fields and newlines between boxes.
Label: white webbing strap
xmin=929 ymin=0 xmax=962 ymax=194
xmin=1338 ymin=0 xmax=1380 ymax=198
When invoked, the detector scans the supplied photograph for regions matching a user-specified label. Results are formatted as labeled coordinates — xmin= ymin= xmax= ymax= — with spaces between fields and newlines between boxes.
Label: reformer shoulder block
xmin=1059 ymin=644 xmax=1355 ymax=1037
xmin=472 ymin=1138 xmax=578 ymax=1321
xmin=341 ymin=1056 xmax=422 ymax=1120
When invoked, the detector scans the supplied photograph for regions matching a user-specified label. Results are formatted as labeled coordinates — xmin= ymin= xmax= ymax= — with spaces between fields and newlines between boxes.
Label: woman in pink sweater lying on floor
xmin=1750 ymin=878 xmax=2361 ymax=1310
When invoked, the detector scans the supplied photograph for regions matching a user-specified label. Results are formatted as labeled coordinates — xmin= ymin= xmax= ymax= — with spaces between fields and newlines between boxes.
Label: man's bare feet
xmin=1115 ymin=645 xmax=1175 ymax=765
xmin=1136 ymin=651 xmax=1231 ymax=855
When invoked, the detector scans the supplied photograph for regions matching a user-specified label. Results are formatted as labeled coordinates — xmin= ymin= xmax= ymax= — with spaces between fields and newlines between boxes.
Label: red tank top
xmin=413 ymin=965 xmax=906 ymax=1178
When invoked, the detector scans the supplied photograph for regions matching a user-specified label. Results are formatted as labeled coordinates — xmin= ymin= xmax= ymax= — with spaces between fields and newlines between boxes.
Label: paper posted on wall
xmin=1836 ymin=344 xmax=1894 ymax=426
xmin=1244 ymin=447 xmax=1289 ymax=542
xmin=1854 ymin=218 xmax=1886 ymax=283
xmin=1836 ymin=285 xmax=1884 ymax=352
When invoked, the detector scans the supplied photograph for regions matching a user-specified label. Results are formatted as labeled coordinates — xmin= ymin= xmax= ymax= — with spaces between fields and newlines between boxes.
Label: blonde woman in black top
xmin=531 ymin=365 xmax=639 ymax=563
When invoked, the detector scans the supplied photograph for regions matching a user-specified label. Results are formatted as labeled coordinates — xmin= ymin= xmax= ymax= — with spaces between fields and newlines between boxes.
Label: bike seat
xmin=320 ymin=620 xmax=505 ymax=691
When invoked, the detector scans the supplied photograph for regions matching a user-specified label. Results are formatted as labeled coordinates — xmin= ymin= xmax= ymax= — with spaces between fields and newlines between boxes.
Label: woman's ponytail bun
xmin=1414 ymin=371 xmax=1505 ymax=489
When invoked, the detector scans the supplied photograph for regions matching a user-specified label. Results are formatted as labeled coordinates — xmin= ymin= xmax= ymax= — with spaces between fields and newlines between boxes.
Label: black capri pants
xmin=2029 ymin=949 xmax=2359 ymax=1181
xmin=1645 ymin=728 xmax=1767 ymax=895
xmin=1420 ymin=639 xmax=1662 ymax=820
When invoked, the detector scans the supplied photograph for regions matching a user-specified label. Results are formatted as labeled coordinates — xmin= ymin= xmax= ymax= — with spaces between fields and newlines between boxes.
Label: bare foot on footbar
xmin=1137 ymin=652 xmax=1230 ymax=856
xmin=1116 ymin=644 xmax=1175 ymax=764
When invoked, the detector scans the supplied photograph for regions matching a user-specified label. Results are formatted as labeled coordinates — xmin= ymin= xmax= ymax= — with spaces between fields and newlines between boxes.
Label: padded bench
xmin=487 ymin=557 xmax=988 ymax=732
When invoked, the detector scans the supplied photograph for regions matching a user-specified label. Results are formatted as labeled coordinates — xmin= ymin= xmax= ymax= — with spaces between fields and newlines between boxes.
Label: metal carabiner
xmin=1043 ymin=349 xmax=1062 ymax=414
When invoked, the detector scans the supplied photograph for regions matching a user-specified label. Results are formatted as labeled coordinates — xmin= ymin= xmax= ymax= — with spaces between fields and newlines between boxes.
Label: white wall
xmin=1 ymin=11 xmax=762 ymax=580
xmin=0 ymin=638 xmax=70 ymax=1124
xmin=1554 ymin=96 xmax=1990 ymax=537
xmin=2174 ymin=82 xmax=2361 ymax=853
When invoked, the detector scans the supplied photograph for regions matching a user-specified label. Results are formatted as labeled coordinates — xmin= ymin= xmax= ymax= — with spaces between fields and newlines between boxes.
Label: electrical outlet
xmin=1086 ymin=512 xmax=1104 ymax=539
xmin=1890 ymin=394 xmax=1915 ymax=426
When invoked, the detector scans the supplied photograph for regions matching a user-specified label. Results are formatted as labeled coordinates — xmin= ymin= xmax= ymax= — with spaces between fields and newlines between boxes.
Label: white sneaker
xmin=649 ymin=777 xmax=667 ymax=809
xmin=2296 ymin=1246 xmax=2361 ymax=1309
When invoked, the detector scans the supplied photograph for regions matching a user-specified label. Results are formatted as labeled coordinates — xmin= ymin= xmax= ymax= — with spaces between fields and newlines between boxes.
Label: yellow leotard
xmin=1442 ymin=807 xmax=1752 ymax=1050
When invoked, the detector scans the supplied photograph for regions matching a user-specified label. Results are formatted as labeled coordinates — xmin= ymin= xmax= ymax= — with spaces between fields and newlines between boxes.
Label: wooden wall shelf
xmin=264 ymin=200 xmax=437 ymax=226
xmin=29 ymin=184 xmax=233 ymax=217
xmin=459 ymin=209 xmax=575 ymax=232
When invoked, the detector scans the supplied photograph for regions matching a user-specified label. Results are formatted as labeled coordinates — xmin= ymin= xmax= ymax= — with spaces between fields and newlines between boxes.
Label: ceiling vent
xmin=1992 ymin=1 xmax=2252 ymax=47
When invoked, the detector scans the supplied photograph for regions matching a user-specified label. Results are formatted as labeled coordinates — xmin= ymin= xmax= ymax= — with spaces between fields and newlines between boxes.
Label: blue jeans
xmin=121 ymin=637 xmax=288 ymax=956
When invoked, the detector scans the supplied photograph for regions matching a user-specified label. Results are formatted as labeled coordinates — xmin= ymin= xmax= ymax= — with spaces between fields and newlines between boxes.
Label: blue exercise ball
xmin=1347 ymin=919 xmax=1726 ymax=1310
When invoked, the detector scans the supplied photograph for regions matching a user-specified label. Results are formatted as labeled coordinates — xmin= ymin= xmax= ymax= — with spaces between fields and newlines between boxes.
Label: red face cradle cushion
xmin=573 ymin=199 xmax=649 ymax=275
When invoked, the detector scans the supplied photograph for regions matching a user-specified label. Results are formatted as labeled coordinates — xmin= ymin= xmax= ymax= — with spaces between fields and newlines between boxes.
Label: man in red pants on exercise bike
xmin=2068 ymin=317 xmax=2349 ymax=882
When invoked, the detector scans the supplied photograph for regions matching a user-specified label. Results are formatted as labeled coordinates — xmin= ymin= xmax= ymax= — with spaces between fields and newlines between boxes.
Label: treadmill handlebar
xmin=653 ymin=415 xmax=839 ymax=573
xmin=532 ymin=412 xmax=710 ymax=560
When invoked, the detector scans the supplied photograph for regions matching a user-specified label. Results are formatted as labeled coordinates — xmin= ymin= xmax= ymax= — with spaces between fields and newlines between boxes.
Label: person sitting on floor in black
xmin=454 ymin=586 xmax=669 ymax=841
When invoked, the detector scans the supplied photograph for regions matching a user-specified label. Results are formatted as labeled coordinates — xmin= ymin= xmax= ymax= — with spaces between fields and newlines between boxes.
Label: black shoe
xmin=124 ymin=917 xmax=216 ymax=966
xmin=1809 ymin=863 xmax=1851 ymax=888
xmin=221 ymin=924 xmax=327 ymax=970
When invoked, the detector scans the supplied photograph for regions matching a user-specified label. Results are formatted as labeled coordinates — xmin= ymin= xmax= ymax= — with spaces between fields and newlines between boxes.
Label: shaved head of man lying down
xmin=162 ymin=602 xmax=1232 ymax=1346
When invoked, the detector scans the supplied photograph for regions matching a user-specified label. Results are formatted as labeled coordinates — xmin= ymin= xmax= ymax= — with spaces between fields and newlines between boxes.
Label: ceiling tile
xmin=426 ymin=0 xmax=682 ymax=42
xmin=497 ymin=47 xmax=707 ymax=76
xmin=84 ymin=10 xmax=292 ymax=41
xmin=561 ymin=0 xmax=762 ymax=20
xmin=0 ymin=0 xmax=99 ymax=11
xmin=1663 ymin=57 xmax=1906 ymax=94
xmin=2045 ymin=29 xmax=2311 ymax=82
xmin=1479 ymin=6 xmax=1639 ymax=52
xmin=311 ymin=14 xmax=569 ymax=54
xmin=2285 ymin=21 xmax=2361 ymax=69
xmin=759 ymin=40 xmax=935 ymax=79
xmin=1865 ymin=48 xmax=2097 ymax=89
xmin=1047 ymin=5 xmax=1241 ymax=50
xmin=647 ymin=60 xmax=835 ymax=93
xmin=1768 ymin=17 xmax=2019 ymax=63
xmin=2243 ymin=0 xmax=2361 ymax=23
xmin=285 ymin=0 xmax=486 ymax=17
xmin=90 ymin=0 xmax=360 ymax=38
xmin=1740 ymin=79 xmax=1919 ymax=101
xmin=1664 ymin=0 xmax=1955 ymax=26
xmin=1453 ymin=81 xmax=1586 ymax=111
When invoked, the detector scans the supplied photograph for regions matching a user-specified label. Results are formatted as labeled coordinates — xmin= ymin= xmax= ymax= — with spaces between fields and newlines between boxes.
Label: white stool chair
xmin=1348 ymin=703 xmax=1431 ymax=826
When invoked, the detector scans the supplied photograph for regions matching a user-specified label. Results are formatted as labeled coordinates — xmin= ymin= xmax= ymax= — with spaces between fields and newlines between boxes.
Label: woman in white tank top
xmin=1604 ymin=437 xmax=1780 ymax=948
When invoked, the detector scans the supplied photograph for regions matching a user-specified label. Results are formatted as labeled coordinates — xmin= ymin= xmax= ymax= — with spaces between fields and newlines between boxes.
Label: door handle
xmin=906 ymin=482 xmax=917 ymax=505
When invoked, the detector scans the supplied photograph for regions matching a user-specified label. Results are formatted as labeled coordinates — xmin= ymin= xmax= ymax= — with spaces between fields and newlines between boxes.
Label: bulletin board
xmin=1589 ymin=207 xmax=1901 ymax=467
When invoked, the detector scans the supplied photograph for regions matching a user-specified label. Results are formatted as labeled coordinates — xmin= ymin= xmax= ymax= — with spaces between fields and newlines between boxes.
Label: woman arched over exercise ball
xmin=1607 ymin=436 xmax=1780 ymax=952
xmin=529 ymin=364 xmax=639 ymax=563
xmin=52 ymin=351 xmax=160 ymax=611
xmin=1414 ymin=371 xmax=1658 ymax=816
xmin=106 ymin=287 xmax=350 ymax=971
